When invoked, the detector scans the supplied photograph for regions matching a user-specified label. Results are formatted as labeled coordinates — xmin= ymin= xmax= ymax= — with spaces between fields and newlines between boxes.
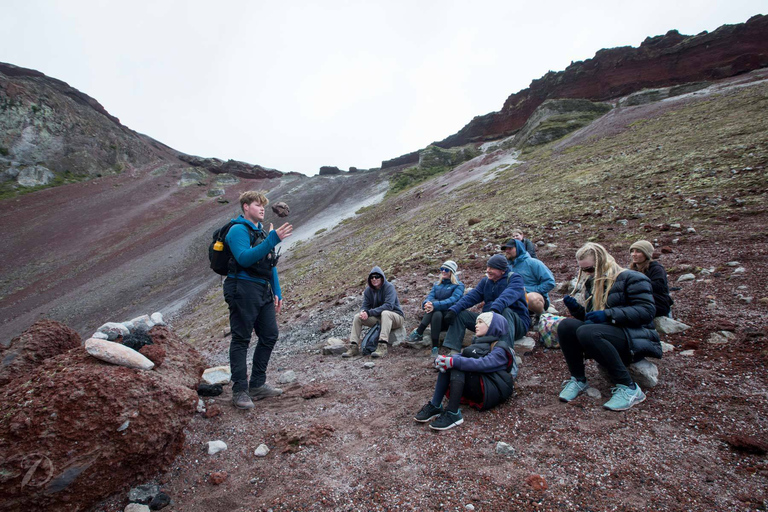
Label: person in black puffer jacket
xmin=558 ymin=243 xmax=661 ymax=411
xmin=628 ymin=240 xmax=674 ymax=318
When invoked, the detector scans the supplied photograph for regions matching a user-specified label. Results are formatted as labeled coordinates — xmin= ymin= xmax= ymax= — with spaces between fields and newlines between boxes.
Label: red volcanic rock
xmin=209 ymin=471 xmax=228 ymax=485
xmin=203 ymin=405 xmax=223 ymax=419
xmin=661 ymin=246 xmax=674 ymax=254
xmin=139 ymin=344 xmax=166 ymax=367
xmin=0 ymin=320 xmax=80 ymax=387
xmin=526 ymin=474 xmax=548 ymax=491
xmin=0 ymin=325 xmax=204 ymax=511
xmin=434 ymin=15 xmax=768 ymax=148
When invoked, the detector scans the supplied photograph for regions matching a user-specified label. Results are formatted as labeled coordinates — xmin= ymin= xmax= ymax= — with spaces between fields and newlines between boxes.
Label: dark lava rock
xmin=122 ymin=332 xmax=153 ymax=351
xmin=197 ymin=383 xmax=223 ymax=397
xmin=271 ymin=201 xmax=290 ymax=218
xmin=149 ymin=492 xmax=172 ymax=510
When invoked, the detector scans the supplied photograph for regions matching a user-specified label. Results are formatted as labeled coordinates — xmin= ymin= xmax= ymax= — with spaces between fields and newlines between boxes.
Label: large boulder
xmin=0 ymin=320 xmax=81 ymax=387
xmin=0 ymin=325 xmax=204 ymax=511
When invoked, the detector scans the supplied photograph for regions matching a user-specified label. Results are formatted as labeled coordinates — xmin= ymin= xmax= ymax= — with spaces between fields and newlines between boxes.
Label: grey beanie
xmin=441 ymin=260 xmax=458 ymax=273
xmin=630 ymin=240 xmax=654 ymax=261
xmin=487 ymin=254 xmax=509 ymax=271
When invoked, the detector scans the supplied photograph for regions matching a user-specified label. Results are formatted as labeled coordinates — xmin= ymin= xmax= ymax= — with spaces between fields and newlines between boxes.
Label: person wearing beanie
xmin=502 ymin=238 xmax=555 ymax=310
xmin=629 ymin=240 xmax=673 ymax=318
xmin=414 ymin=312 xmax=516 ymax=431
xmin=408 ymin=260 xmax=465 ymax=357
xmin=440 ymin=255 xmax=529 ymax=355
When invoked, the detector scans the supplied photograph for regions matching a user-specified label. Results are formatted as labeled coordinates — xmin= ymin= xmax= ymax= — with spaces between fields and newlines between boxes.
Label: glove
xmin=434 ymin=355 xmax=454 ymax=373
xmin=443 ymin=310 xmax=457 ymax=324
xmin=563 ymin=295 xmax=580 ymax=313
xmin=584 ymin=310 xmax=608 ymax=324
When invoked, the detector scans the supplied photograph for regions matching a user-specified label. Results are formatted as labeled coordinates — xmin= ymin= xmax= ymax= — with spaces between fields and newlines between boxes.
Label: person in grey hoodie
xmin=343 ymin=266 xmax=404 ymax=359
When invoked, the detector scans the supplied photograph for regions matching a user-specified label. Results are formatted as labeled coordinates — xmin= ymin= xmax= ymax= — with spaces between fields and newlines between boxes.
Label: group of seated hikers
xmin=341 ymin=232 xmax=673 ymax=431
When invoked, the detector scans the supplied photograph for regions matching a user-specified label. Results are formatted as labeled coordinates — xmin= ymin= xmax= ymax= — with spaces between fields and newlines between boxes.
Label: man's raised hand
xmin=274 ymin=222 xmax=293 ymax=241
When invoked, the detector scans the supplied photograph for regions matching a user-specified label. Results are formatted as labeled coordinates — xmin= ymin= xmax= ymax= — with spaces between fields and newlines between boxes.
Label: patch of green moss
xmin=387 ymin=165 xmax=451 ymax=196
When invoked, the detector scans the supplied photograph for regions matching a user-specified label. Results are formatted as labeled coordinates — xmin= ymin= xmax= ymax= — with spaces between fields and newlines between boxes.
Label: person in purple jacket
xmin=413 ymin=312 xmax=516 ymax=431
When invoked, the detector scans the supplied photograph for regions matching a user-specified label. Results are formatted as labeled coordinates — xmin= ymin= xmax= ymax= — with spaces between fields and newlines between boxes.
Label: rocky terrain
xmin=0 ymin=15 xmax=767 ymax=512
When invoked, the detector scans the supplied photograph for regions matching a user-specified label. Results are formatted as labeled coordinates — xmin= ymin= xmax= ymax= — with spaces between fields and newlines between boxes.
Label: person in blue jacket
xmin=414 ymin=312 xmax=516 ymax=431
xmin=502 ymin=238 xmax=555 ymax=310
xmin=407 ymin=260 xmax=465 ymax=357
xmin=442 ymin=254 xmax=530 ymax=354
xmin=224 ymin=191 xmax=292 ymax=410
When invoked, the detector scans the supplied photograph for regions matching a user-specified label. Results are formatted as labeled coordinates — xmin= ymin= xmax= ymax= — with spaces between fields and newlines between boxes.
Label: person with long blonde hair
xmin=557 ymin=243 xmax=661 ymax=411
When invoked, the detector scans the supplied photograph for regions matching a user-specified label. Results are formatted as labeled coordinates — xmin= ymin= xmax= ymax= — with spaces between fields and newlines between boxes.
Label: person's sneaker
xmin=603 ymin=383 xmax=646 ymax=411
xmin=430 ymin=346 xmax=439 ymax=358
xmin=407 ymin=329 xmax=424 ymax=342
xmin=429 ymin=410 xmax=464 ymax=431
xmin=370 ymin=342 xmax=388 ymax=359
xmin=342 ymin=343 xmax=360 ymax=358
xmin=248 ymin=383 xmax=283 ymax=400
xmin=414 ymin=402 xmax=444 ymax=423
xmin=559 ymin=377 xmax=589 ymax=402
xmin=232 ymin=390 xmax=255 ymax=409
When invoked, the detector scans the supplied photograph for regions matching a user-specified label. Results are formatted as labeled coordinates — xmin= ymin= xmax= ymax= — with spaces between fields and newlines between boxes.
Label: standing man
xmin=442 ymin=255 xmax=530 ymax=354
xmin=342 ymin=266 xmax=404 ymax=359
xmin=502 ymin=238 xmax=555 ymax=309
xmin=225 ymin=191 xmax=292 ymax=410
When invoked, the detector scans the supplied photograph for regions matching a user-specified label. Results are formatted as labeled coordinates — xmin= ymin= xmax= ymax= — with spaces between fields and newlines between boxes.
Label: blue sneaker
xmin=559 ymin=377 xmax=589 ymax=402
xmin=429 ymin=410 xmax=464 ymax=431
xmin=603 ymin=384 xmax=646 ymax=411
xmin=430 ymin=346 xmax=439 ymax=358
xmin=407 ymin=329 xmax=424 ymax=342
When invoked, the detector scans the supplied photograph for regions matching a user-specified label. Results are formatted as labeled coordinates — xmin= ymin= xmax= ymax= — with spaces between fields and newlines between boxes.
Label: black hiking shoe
xmin=248 ymin=383 xmax=283 ymax=400
xmin=429 ymin=410 xmax=464 ymax=431
xmin=414 ymin=402 xmax=444 ymax=423
xmin=232 ymin=390 xmax=255 ymax=410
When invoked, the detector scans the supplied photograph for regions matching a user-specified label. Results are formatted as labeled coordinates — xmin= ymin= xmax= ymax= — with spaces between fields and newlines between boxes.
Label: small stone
xmin=129 ymin=315 xmax=154 ymax=332
xmin=271 ymin=201 xmax=290 ymax=217
xmin=202 ymin=366 xmax=232 ymax=385
xmin=677 ymin=274 xmax=696 ymax=282
xmin=277 ymin=370 xmax=297 ymax=384
xmin=209 ymin=471 xmax=228 ymax=485
xmin=739 ymin=296 xmax=753 ymax=304
xmin=465 ymin=504 xmax=476 ymax=511
xmin=495 ymin=441 xmax=515 ymax=455
xmin=661 ymin=246 xmax=673 ymax=254
xmin=254 ymin=444 xmax=270 ymax=457
xmin=92 ymin=331 xmax=109 ymax=340
xmin=708 ymin=331 xmax=736 ymax=345
xmin=514 ymin=355 xmax=522 ymax=366
xmin=149 ymin=492 xmax=171 ymax=510
xmin=97 ymin=322 xmax=130 ymax=340
xmin=363 ymin=362 xmax=375 ymax=369
xmin=150 ymin=312 xmax=165 ymax=325
xmin=546 ymin=243 xmax=558 ymax=249
xmin=121 ymin=321 xmax=136 ymax=333
xmin=670 ymin=223 xmax=681 ymax=229
xmin=680 ymin=350 xmax=696 ymax=356
xmin=85 ymin=338 xmax=155 ymax=370
xmin=726 ymin=261 xmax=740 ymax=267
xmin=514 ymin=336 xmax=536 ymax=352
xmin=629 ymin=359 xmax=659 ymax=388
xmin=203 ymin=405 xmax=222 ymax=419
xmin=654 ymin=317 xmax=691 ymax=334
xmin=197 ymin=383 xmax=223 ymax=397
xmin=125 ymin=504 xmax=151 ymax=512
xmin=128 ymin=484 xmax=160 ymax=504
xmin=686 ymin=227 xmax=696 ymax=234
xmin=733 ymin=267 xmax=746 ymax=274
xmin=585 ymin=387 xmax=602 ymax=399
xmin=661 ymin=341 xmax=675 ymax=353
xmin=525 ymin=474 xmax=548 ymax=491
xmin=208 ymin=440 xmax=227 ymax=455
xmin=197 ymin=399 xmax=206 ymax=413
xmin=319 ymin=320 xmax=334 ymax=333
xmin=672 ymin=238 xmax=680 ymax=244
xmin=616 ymin=219 xmax=628 ymax=226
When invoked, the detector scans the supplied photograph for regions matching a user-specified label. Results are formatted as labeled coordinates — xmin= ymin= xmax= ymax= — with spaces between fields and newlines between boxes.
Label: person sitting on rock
xmin=414 ymin=312 xmax=516 ymax=431
xmin=558 ymin=242 xmax=661 ymax=411
xmin=629 ymin=240 xmax=674 ymax=318
xmin=502 ymin=238 xmax=555 ymax=310
xmin=343 ymin=266 xmax=404 ymax=359
xmin=512 ymin=227 xmax=537 ymax=259
xmin=442 ymin=254 xmax=530 ymax=354
xmin=407 ymin=260 xmax=465 ymax=358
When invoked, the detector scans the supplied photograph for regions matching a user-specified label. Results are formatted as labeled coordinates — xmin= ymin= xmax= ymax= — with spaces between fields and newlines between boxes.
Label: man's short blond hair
xmin=239 ymin=190 xmax=269 ymax=211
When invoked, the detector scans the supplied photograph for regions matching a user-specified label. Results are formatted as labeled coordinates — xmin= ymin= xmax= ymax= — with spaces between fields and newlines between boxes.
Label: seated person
xmin=629 ymin=240 xmax=674 ymax=318
xmin=502 ymin=238 xmax=555 ymax=309
xmin=413 ymin=312 xmax=516 ymax=431
xmin=342 ymin=266 xmax=404 ymax=359
xmin=408 ymin=260 xmax=465 ymax=357
xmin=512 ymin=227 xmax=537 ymax=259
xmin=442 ymin=255 xmax=530 ymax=354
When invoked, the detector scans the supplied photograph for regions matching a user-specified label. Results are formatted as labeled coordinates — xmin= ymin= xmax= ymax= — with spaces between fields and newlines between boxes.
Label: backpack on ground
xmin=209 ymin=220 xmax=238 ymax=276
xmin=361 ymin=323 xmax=382 ymax=356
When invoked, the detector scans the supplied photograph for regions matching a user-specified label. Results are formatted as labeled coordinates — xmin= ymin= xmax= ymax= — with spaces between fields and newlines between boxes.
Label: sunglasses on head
xmin=439 ymin=267 xmax=452 ymax=273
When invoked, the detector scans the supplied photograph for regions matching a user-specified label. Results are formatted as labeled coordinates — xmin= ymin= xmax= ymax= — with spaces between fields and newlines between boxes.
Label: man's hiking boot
xmin=559 ymin=377 xmax=589 ymax=402
xmin=342 ymin=343 xmax=360 ymax=358
xmin=429 ymin=410 xmax=464 ymax=431
xmin=407 ymin=329 xmax=424 ymax=342
xmin=414 ymin=402 xmax=444 ymax=423
xmin=248 ymin=383 xmax=283 ymax=400
xmin=370 ymin=341 xmax=388 ymax=358
xmin=603 ymin=383 xmax=646 ymax=411
xmin=232 ymin=390 xmax=255 ymax=410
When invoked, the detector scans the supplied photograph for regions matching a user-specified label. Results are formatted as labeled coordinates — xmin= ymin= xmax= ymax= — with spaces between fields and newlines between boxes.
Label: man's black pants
xmin=224 ymin=278 xmax=279 ymax=393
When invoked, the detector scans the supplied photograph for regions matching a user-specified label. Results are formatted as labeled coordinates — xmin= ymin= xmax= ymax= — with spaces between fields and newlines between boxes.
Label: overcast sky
xmin=2 ymin=1 xmax=764 ymax=175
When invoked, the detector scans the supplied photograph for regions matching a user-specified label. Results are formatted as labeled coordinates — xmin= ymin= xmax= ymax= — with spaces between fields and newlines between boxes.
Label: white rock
xmin=277 ymin=370 xmax=297 ymax=384
xmin=707 ymin=331 xmax=735 ymax=345
xmin=616 ymin=219 xmax=628 ymax=226
xmin=363 ymin=362 xmax=376 ymax=369
xmin=654 ymin=316 xmax=691 ymax=334
xmin=97 ymin=322 xmax=130 ymax=341
xmin=92 ymin=331 xmax=109 ymax=340
xmin=546 ymin=243 xmax=558 ymax=249
xmin=686 ymin=227 xmax=696 ymax=234
xmin=17 ymin=165 xmax=54 ymax=187
xmin=726 ymin=261 xmax=740 ymax=267
xmin=465 ymin=504 xmax=476 ymax=511
xmin=661 ymin=341 xmax=675 ymax=353
xmin=733 ymin=267 xmax=746 ymax=274
xmin=629 ymin=359 xmax=659 ymax=388
xmin=197 ymin=399 xmax=206 ymax=413
xmin=514 ymin=355 xmax=522 ymax=366
xmin=514 ymin=336 xmax=536 ymax=352
xmin=208 ymin=440 xmax=227 ymax=454
xmin=677 ymin=274 xmax=696 ymax=282
xmin=322 ymin=338 xmax=347 ymax=355
xmin=670 ymin=223 xmax=681 ymax=229
xmin=254 ymin=444 xmax=270 ymax=457
xmin=388 ymin=325 xmax=407 ymax=346
xmin=150 ymin=312 xmax=165 ymax=325
xmin=121 ymin=321 xmax=135 ymax=333
xmin=125 ymin=504 xmax=151 ymax=512
xmin=680 ymin=350 xmax=696 ymax=356
xmin=84 ymin=338 xmax=154 ymax=370
xmin=585 ymin=387 xmax=602 ymax=399
xmin=202 ymin=366 xmax=232 ymax=385
xmin=495 ymin=441 xmax=515 ymax=455
xmin=130 ymin=315 xmax=154 ymax=332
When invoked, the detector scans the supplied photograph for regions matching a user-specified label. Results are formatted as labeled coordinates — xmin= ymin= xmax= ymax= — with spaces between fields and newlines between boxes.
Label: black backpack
xmin=209 ymin=220 xmax=238 ymax=276
xmin=360 ymin=323 xmax=382 ymax=356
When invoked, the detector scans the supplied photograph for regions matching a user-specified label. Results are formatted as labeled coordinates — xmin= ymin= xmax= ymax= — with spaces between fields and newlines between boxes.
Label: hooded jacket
xmin=448 ymin=270 xmax=530 ymax=333
xmin=225 ymin=215 xmax=282 ymax=299
xmin=508 ymin=239 xmax=555 ymax=302
xmin=643 ymin=260 xmax=673 ymax=317
xmin=361 ymin=266 xmax=404 ymax=318
xmin=423 ymin=279 xmax=465 ymax=311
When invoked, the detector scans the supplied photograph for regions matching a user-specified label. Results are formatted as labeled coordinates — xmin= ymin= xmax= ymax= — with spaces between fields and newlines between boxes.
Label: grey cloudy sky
xmin=2 ymin=1 xmax=764 ymax=175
